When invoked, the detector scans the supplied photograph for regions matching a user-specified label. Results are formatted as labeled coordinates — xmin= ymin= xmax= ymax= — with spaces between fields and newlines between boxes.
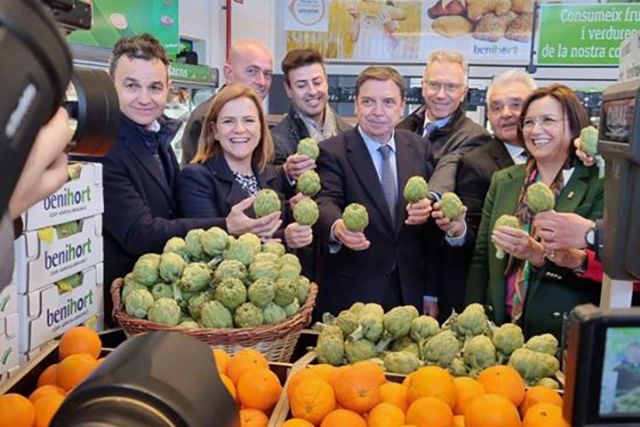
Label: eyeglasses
xmin=423 ymin=80 xmax=465 ymax=94
xmin=519 ymin=115 xmax=567 ymax=131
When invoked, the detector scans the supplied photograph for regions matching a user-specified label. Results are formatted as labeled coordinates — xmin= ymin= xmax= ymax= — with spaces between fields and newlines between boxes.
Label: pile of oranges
xmin=280 ymin=362 xmax=568 ymax=427
xmin=0 ymin=326 xmax=102 ymax=427
xmin=213 ymin=347 xmax=283 ymax=427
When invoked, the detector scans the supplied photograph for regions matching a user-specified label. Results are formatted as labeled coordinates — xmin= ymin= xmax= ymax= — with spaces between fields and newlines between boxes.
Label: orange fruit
xmin=523 ymin=403 xmax=569 ymax=427
xmin=333 ymin=365 xmax=381 ymax=413
xmin=238 ymin=408 xmax=268 ymax=427
xmin=380 ymin=382 xmax=409 ymax=412
xmin=465 ymin=393 xmax=521 ymax=427
xmin=406 ymin=396 xmax=454 ymax=427
xmin=281 ymin=419 xmax=314 ymax=427
xmin=453 ymin=377 xmax=485 ymax=416
xmin=368 ymin=402 xmax=406 ymax=427
xmin=213 ymin=348 xmax=231 ymax=375
xmin=37 ymin=364 xmax=59 ymax=387
xmin=406 ymin=366 xmax=457 ymax=409
xmin=351 ymin=360 xmax=386 ymax=385
xmin=56 ymin=353 xmax=99 ymax=391
xmin=0 ymin=393 xmax=35 ymax=427
xmin=287 ymin=368 xmax=322 ymax=398
xmin=290 ymin=377 xmax=336 ymax=425
xmin=326 ymin=365 xmax=350 ymax=389
xmin=59 ymin=326 xmax=102 ymax=359
xmin=320 ymin=408 xmax=367 ymax=427
xmin=477 ymin=365 xmax=526 ymax=407
xmin=237 ymin=367 xmax=282 ymax=412
xmin=227 ymin=349 xmax=269 ymax=385
xmin=32 ymin=393 xmax=65 ymax=427
xmin=454 ymin=415 xmax=465 ymax=427
xmin=220 ymin=373 xmax=237 ymax=401
xmin=519 ymin=386 xmax=563 ymax=418
xmin=29 ymin=385 xmax=66 ymax=403
xmin=309 ymin=364 xmax=337 ymax=383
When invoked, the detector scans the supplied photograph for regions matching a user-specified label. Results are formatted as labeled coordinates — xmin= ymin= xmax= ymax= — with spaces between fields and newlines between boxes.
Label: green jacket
xmin=465 ymin=163 xmax=603 ymax=339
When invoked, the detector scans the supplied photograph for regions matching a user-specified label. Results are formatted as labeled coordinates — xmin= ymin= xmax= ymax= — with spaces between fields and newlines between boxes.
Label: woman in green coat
xmin=465 ymin=84 xmax=603 ymax=339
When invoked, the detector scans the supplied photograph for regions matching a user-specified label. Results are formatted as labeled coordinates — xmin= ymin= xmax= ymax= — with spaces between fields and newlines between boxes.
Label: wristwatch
xmin=584 ymin=222 xmax=597 ymax=249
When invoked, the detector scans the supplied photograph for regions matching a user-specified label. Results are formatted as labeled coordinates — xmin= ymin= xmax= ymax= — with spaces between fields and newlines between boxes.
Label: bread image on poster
xmin=426 ymin=0 xmax=542 ymax=43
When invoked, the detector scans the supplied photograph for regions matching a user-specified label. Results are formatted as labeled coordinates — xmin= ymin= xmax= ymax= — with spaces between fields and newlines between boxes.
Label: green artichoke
xmin=297 ymin=137 xmax=319 ymax=160
xmin=201 ymin=227 xmax=229 ymax=256
xmin=293 ymin=198 xmax=319 ymax=226
xmin=247 ymin=278 xmax=276 ymax=307
xmin=253 ymin=189 xmax=281 ymax=218
xmin=316 ymin=333 xmax=345 ymax=366
xmin=249 ymin=260 xmax=279 ymax=282
xmin=131 ymin=254 xmax=160 ymax=286
xmin=263 ymin=302 xmax=287 ymax=324
xmin=579 ymin=125 xmax=598 ymax=156
xmin=238 ymin=233 xmax=262 ymax=255
xmin=147 ymin=298 xmax=181 ymax=327
xmin=421 ymin=330 xmax=460 ymax=368
xmin=185 ymin=229 xmax=207 ymax=261
xmin=492 ymin=323 xmax=525 ymax=359
xmin=214 ymin=259 xmax=247 ymax=283
xmin=296 ymin=170 xmax=321 ymax=197
xmin=179 ymin=262 xmax=212 ymax=292
xmin=124 ymin=288 xmax=154 ymax=319
xmin=384 ymin=351 xmax=421 ymax=374
xmin=342 ymin=203 xmax=369 ymax=232
xmin=274 ymin=278 xmax=297 ymax=306
xmin=234 ymin=302 xmax=264 ymax=328
xmin=296 ymin=276 xmax=311 ymax=303
xmin=224 ymin=240 xmax=255 ymax=266
xmin=403 ymin=176 xmax=429 ymax=203
xmin=344 ymin=339 xmax=377 ymax=363
xmin=526 ymin=182 xmax=555 ymax=213
xmin=215 ymin=278 xmax=248 ymax=311
xmin=464 ymin=335 xmax=497 ymax=377
xmin=410 ymin=315 xmax=440 ymax=342
xmin=283 ymin=298 xmax=300 ymax=317
xmin=493 ymin=215 xmax=521 ymax=259
xmin=262 ymin=241 xmax=286 ymax=257
xmin=187 ymin=290 xmax=215 ymax=320
xmin=524 ymin=334 xmax=558 ymax=356
xmin=440 ymin=192 xmax=464 ymax=220
xmin=163 ymin=237 xmax=188 ymax=260
xmin=200 ymin=300 xmax=233 ymax=328
xmin=158 ymin=252 xmax=186 ymax=283
xmin=151 ymin=283 xmax=173 ymax=300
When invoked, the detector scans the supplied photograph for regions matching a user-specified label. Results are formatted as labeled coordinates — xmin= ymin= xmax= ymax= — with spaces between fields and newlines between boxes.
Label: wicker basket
xmin=111 ymin=278 xmax=318 ymax=362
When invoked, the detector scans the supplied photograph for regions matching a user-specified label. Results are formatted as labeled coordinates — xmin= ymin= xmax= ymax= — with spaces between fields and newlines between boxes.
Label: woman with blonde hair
xmin=178 ymin=84 xmax=312 ymax=248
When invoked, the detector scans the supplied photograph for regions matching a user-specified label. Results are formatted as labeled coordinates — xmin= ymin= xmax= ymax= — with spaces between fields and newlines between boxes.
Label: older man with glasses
xmin=397 ymin=50 xmax=490 ymax=196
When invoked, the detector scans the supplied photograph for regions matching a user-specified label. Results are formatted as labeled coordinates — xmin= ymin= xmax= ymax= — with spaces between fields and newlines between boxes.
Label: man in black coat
xmin=431 ymin=70 xmax=537 ymax=321
xmin=77 ymin=34 xmax=217 ymax=322
xmin=397 ymin=50 xmax=489 ymax=196
xmin=315 ymin=66 xmax=436 ymax=317
xmin=181 ymin=40 xmax=273 ymax=165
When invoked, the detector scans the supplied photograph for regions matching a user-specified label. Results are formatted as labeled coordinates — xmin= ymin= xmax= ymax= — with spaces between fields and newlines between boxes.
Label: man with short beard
xmin=272 ymin=49 xmax=351 ymax=177
xmin=431 ymin=69 xmax=537 ymax=321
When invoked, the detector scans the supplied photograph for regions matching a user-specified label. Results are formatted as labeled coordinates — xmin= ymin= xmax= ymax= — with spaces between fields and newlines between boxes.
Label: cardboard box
xmin=83 ymin=311 xmax=105 ymax=333
xmin=0 ymin=313 xmax=19 ymax=377
xmin=619 ymin=31 xmax=640 ymax=82
xmin=14 ymin=215 xmax=103 ymax=294
xmin=19 ymin=264 xmax=104 ymax=353
xmin=21 ymin=162 xmax=103 ymax=231
xmin=0 ymin=280 xmax=17 ymax=322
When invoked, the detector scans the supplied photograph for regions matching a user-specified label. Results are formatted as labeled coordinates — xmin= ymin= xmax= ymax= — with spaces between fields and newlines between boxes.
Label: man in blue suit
xmin=79 ymin=34 xmax=220 ymax=322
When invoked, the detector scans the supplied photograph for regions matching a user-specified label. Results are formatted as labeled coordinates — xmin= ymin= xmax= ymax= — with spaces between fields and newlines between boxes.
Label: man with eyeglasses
xmin=397 ymin=50 xmax=490 ymax=196
xmin=181 ymin=40 xmax=273 ymax=165
xmin=430 ymin=70 xmax=537 ymax=322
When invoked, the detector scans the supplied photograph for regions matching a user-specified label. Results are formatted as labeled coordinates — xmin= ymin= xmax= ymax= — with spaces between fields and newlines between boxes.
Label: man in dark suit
xmin=397 ymin=50 xmax=490 ymax=196
xmin=431 ymin=70 xmax=537 ymax=321
xmin=315 ymin=66 xmax=436 ymax=317
xmin=78 ymin=34 xmax=218 ymax=322
xmin=181 ymin=40 xmax=273 ymax=165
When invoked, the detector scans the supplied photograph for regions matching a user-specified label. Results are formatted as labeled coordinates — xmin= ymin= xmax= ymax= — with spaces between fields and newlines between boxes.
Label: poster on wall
xmin=537 ymin=3 xmax=640 ymax=66
xmin=283 ymin=0 xmax=537 ymax=64
xmin=68 ymin=0 xmax=180 ymax=55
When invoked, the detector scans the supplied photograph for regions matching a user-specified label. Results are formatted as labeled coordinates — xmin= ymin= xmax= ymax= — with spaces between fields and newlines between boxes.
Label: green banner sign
xmin=169 ymin=63 xmax=215 ymax=85
xmin=67 ymin=0 xmax=180 ymax=55
xmin=537 ymin=3 xmax=640 ymax=65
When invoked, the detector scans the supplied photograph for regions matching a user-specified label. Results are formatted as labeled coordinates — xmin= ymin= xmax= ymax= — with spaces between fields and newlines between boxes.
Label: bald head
xmin=223 ymin=40 xmax=273 ymax=100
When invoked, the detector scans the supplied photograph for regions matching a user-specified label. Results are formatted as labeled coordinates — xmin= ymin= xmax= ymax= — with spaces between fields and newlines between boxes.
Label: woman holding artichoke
xmin=178 ymin=84 xmax=312 ymax=249
xmin=463 ymin=84 xmax=603 ymax=339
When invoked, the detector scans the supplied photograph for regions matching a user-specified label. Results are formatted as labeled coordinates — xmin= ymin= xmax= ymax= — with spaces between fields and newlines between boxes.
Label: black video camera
xmin=0 ymin=0 xmax=118 ymax=216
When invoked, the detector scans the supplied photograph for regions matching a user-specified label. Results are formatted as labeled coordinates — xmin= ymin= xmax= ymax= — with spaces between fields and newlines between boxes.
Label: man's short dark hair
xmin=281 ymin=49 xmax=325 ymax=84
xmin=109 ymin=33 xmax=170 ymax=77
xmin=355 ymin=66 xmax=405 ymax=100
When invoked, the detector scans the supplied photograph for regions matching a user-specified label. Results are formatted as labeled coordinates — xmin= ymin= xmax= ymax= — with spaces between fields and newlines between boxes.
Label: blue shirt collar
xmin=357 ymin=125 xmax=396 ymax=153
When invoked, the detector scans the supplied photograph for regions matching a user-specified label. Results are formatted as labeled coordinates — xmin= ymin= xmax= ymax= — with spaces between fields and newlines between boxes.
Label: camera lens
xmin=63 ymin=67 xmax=119 ymax=156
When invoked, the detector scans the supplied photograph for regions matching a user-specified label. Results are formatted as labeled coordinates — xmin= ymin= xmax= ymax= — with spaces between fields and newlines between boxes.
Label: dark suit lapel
xmin=123 ymin=136 xmax=175 ymax=207
xmin=346 ymin=131 xmax=395 ymax=229
xmin=206 ymin=155 xmax=247 ymax=213
xmin=492 ymin=139 xmax=516 ymax=170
